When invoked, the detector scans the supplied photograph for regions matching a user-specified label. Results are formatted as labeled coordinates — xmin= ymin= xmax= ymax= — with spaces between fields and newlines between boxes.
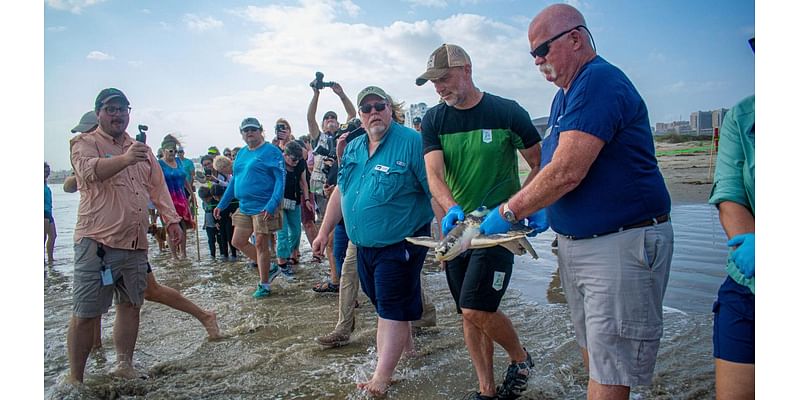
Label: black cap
xmin=412 ymin=117 xmax=422 ymax=124
xmin=323 ymin=111 xmax=337 ymax=121
xmin=94 ymin=88 xmax=130 ymax=112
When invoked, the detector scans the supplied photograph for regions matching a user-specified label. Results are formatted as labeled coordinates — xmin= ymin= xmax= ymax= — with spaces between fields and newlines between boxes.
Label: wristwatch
xmin=502 ymin=203 xmax=517 ymax=223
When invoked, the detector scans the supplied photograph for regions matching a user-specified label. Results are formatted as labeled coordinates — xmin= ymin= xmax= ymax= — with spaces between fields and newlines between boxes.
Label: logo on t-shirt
xmin=482 ymin=129 xmax=492 ymax=143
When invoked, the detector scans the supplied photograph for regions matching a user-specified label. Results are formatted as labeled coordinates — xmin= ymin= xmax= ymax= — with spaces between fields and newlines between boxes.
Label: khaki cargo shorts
xmin=72 ymin=238 xmax=148 ymax=319
xmin=232 ymin=207 xmax=282 ymax=234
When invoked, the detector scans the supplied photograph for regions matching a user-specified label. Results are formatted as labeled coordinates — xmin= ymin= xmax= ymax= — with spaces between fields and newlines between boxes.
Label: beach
xmin=44 ymin=141 xmax=727 ymax=399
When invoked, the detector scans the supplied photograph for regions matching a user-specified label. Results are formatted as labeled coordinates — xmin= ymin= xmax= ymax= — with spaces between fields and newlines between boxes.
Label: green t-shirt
xmin=421 ymin=93 xmax=541 ymax=212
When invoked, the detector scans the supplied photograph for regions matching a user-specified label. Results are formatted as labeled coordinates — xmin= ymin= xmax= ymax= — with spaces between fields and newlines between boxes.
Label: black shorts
xmin=445 ymin=246 xmax=514 ymax=313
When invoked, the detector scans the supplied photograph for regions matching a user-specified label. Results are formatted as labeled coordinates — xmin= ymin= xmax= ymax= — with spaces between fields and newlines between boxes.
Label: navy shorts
xmin=356 ymin=226 xmax=428 ymax=321
xmin=713 ymin=276 xmax=755 ymax=363
xmin=445 ymin=246 xmax=514 ymax=314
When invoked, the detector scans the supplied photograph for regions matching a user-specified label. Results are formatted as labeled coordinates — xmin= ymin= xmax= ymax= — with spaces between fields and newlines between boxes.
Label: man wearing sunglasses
xmin=480 ymin=5 xmax=674 ymax=400
xmin=214 ymin=117 xmax=286 ymax=299
xmin=67 ymin=88 xmax=184 ymax=383
xmin=416 ymin=43 xmax=542 ymax=400
xmin=312 ymin=86 xmax=433 ymax=397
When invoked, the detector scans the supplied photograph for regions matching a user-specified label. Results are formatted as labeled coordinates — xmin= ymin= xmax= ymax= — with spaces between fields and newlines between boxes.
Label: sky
xmin=42 ymin=0 xmax=754 ymax=171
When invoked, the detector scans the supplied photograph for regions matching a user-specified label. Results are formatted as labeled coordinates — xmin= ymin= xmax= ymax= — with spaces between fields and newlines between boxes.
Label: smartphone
xmin=275 ymin=124 xmax=287 ymax=140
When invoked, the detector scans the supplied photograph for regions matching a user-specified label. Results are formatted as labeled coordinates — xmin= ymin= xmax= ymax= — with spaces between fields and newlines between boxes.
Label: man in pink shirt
xmin=67 ymin=88 xmax=183 ymax=384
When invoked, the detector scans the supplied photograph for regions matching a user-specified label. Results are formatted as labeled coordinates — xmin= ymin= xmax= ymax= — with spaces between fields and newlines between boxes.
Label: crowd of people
xmin=52 ymin=4 xmax=755 ymax=399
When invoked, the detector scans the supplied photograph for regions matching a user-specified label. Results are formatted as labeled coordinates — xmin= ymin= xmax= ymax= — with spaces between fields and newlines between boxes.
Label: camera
xmin=310 ymin=71 xmax=335 ymax=90
xmin=334 ymin=118 xmax=366 ymax=144
xmin=136 ymin=124 xmax=148 ymax=143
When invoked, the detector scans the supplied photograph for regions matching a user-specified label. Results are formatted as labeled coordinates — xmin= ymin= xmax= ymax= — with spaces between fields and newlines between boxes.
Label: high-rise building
xmin=690 ymin=110 xmax=713 ymax=135
xmin=406 ymin=102 xmax=428 ymax=128
xmin=711 ymin=108 xmax=729 ymax=129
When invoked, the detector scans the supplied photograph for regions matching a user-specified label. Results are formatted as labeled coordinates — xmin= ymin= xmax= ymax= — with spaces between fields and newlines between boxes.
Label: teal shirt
xmin=338 ymin=122 xmax=433 ymax=247
xmin=180 ymin=158 xmax=195 ymax=186
xmin=709 ymin=95 xmax=755 ymax=292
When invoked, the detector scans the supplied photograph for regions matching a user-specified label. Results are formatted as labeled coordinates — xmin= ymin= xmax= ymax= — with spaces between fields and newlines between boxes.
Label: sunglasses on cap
xmin=530 ymin=25 xmax=587 ymax=58
xmin=359 ymin=102 xmax=388 ymax=114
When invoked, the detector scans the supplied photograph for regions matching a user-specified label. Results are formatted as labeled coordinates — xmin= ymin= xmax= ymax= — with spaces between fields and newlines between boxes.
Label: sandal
xmin=288 ymin=257 xmax=299 ymax=265
xmin=311 ymin=255 xmax=323 ymax=263
xmin=312 ymin=280 xmax=339 ymax=293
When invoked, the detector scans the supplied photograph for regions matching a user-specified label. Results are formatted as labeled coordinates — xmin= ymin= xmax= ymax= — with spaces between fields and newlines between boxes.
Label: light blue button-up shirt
xmin=338 ymin=122 xmax=433 ymax=247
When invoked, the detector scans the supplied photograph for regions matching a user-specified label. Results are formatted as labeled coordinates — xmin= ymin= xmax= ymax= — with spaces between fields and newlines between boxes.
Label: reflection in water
xmin=44 ymin=187 xmax=726 ymax=399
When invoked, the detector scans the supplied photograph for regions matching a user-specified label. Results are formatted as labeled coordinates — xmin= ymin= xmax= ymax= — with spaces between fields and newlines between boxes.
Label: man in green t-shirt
xmin=417 ymin=43 xmax=543 ymax=400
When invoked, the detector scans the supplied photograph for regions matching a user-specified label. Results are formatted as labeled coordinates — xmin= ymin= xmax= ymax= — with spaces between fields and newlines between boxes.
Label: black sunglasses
xmin=530 ymin=25 xmax=588 ymax=58
xmin=285 ymin=154 xmax=300 ymax=162
xmin=359 ymin=102 xmax=388 ymax=114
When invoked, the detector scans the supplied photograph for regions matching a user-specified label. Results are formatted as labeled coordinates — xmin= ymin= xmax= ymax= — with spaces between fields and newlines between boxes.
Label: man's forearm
xmin=319 ymin=188 xmax=343 ymax=236
xmin=719 ymin=201 xmax=755 ymax=239
xmin=307 ymin=92 xmax=321 ymax=140
xmin=94 ymin=155 xmax=132 ymax=181
xmin=339 ymin=93 xmax=356 ymax=121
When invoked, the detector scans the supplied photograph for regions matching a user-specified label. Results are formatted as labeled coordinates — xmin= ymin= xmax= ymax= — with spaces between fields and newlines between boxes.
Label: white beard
xmin=539 ymin=63 xmax=557 ymax=81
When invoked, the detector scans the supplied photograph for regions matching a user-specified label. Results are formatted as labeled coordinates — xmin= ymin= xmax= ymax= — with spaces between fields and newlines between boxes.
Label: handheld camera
xmin=310 ymin=71 xmax=335 ymax=90
xmin=136 ymin=124 xmax=148 ymax=143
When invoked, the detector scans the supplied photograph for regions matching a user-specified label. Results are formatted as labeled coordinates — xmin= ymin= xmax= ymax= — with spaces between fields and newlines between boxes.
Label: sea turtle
xmin=406 ymin=207 xmax=539 ymax=262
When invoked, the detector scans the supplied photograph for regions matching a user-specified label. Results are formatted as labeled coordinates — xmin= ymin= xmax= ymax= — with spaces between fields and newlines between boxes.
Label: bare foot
xmin=109 ymin=360 xmax=139 ymax=379
xmin=202 ymin=310 xmax=222 ymax=340
xmin=357 ymin=374 xmax=393 ymax=397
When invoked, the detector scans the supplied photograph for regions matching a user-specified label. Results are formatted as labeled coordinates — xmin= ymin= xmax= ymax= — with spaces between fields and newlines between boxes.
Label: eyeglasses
xmin=165 ymin=149 xmax=176 ymax=153
xmin=359 ymin=102 xmax=387 ymax=114
xmin=286 ymin=155 xmax=300 ymax=162
xmin=530 ymin=25 xmax=587 ymax=58
xmin=241 ymin=127 xmax=260 ymax=133
xmin=102 ymin=105 xmax=131 ymax=115
xmin=224 ymin=152 xmax=231 ymax=157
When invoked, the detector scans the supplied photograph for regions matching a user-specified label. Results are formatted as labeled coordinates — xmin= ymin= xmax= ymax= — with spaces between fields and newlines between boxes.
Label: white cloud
xmin=134 ymin=1 xmax=557 ymax=156
xmin=183 ymin=14 xmax=224 ymax=32
xmin=46 ymin=0 xmax=105 ymax=14
xmin=47 ymin=26 xmax=67 ymax=33
xmin=225 ymin=3 xmax=547 ymax=115
xmin=405 ymin=0 xmax=448 ymax=7
xmin=86 ymin=51 xmax=113 ymax=61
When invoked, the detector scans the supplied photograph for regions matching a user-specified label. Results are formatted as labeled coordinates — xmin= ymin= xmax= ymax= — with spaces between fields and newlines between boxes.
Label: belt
xmin=564 ymin=214 xmax=670 ymax=240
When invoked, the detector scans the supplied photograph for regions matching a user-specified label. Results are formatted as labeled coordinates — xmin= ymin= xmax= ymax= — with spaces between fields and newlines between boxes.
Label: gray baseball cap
xmin=71 ymin=110 xmax=98 ymax=133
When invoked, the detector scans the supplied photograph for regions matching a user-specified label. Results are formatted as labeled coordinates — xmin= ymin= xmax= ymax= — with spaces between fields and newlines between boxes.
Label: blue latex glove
xmin=442 ymin=205 xmax=465 ymax=236
xmin=727 ymin=233 xmax=755 ymax=278
xmin=479 ymin=205 xmax=512 ymax=235
xmin=524 ymin=209 xmax=549 ymax=237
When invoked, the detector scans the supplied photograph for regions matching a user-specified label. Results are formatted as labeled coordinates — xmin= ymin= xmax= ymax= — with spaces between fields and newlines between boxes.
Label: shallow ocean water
xmin=44 ymin=185 xmax=727 ymax=399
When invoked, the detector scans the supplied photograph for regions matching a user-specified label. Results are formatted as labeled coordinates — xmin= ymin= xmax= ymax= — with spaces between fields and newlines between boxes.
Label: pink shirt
xmin=70 ymin=127 xmax=181 ymax=250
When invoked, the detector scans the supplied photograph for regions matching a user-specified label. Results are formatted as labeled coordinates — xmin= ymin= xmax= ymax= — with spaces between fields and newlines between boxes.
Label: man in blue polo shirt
xmin=312 ymin=86 xmax=433 ymax=397
xmin=481 ymin=5 xmax=673 ymax=399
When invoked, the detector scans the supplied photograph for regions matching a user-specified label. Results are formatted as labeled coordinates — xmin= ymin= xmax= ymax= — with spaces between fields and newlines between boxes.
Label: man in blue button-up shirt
xmin=312 ymin=86 xmax=433 ymax=396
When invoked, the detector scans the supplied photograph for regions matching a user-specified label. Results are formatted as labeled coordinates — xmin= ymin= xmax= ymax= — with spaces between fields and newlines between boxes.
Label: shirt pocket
xmin=337 ymin=159 xmax=358 ymax=193
xmin=369 ymin=165 xmax=408 ymax=202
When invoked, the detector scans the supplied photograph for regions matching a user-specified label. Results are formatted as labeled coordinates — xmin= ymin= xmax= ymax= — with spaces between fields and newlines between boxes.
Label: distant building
xmin=654 ymin=120 xmax=691 ymax=135
xmin=690 ymin=111 xmax=713 ymax=135
xmin=711 ymin=108 xmax=729 ymax=129
xmin=532 ymin=116 xmax=549 ymax=137
xmin=405 ymin=102 xmax=428 ymax=128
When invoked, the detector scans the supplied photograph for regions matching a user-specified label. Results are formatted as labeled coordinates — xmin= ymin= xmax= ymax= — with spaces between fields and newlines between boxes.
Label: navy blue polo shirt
xmin=541 ymin=56 xmax=670 ymax=238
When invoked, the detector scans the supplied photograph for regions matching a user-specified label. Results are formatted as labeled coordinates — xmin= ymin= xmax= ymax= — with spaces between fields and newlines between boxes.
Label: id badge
xmin=101 ymin=266 xmax=113 ymax=286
